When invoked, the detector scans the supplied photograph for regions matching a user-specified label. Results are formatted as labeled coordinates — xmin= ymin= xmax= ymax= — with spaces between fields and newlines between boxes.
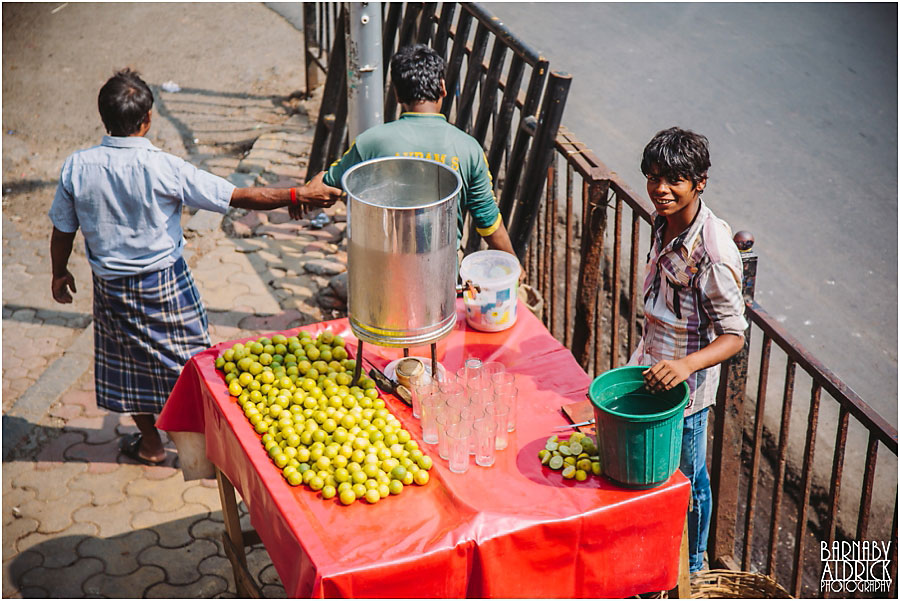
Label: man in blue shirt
xmin=49 ymin=68 xmax=341 ymax=465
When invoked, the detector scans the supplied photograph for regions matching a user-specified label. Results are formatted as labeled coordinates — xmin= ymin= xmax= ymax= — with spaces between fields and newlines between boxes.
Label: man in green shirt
xmin=308 ymin=44 xmax=516 ymax=257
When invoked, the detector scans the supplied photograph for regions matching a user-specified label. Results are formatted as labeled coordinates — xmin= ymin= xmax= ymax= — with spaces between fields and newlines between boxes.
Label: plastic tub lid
xmin=459 ymin=250 xmax=521 ymax=286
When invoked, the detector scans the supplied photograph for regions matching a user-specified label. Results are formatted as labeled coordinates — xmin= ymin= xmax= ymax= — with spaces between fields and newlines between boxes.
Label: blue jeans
xmin=680 ymin=408 xmax=711 ymax=573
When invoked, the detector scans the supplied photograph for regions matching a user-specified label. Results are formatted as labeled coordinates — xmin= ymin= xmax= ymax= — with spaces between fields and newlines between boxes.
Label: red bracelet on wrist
xmin=290 ymin=188 xmax=298 ymax=206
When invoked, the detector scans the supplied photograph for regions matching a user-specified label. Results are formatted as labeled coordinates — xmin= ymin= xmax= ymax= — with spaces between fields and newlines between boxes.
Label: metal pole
xmin=346 ymin=2 xmax=384 ymax=140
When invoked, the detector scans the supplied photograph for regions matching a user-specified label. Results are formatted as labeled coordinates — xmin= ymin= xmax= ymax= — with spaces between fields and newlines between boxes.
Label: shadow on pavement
xmin=6 ymin=510 xmax=287 ymax=598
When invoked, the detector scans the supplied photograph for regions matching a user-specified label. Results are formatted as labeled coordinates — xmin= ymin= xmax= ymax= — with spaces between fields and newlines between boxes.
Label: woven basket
xmin=690 ymin=570 xmax=792 ymax=598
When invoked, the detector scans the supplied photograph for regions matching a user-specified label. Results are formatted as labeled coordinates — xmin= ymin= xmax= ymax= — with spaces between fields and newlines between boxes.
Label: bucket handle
xmin=455 ymin=279 xmax=481 ymax=297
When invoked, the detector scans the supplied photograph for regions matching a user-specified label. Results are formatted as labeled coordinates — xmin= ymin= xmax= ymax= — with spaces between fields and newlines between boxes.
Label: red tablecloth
xmin=159 ymin=299 xmax=690 ymax=598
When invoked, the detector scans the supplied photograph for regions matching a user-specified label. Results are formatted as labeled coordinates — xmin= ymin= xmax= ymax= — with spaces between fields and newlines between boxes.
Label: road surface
xmin=484 ymin=2 xmax=898 ymax=426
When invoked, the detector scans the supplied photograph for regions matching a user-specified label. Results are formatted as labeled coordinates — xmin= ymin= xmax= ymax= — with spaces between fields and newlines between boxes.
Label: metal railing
xmin=533 ymin=127 xmax=898 ymax=598
xmin=302 ymin=3 xmax=898 ymax=597
xmin=304 ymin=2 xmax=570 ymax=259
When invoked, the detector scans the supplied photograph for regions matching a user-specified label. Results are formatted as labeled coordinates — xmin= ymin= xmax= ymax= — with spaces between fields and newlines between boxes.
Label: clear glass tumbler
xmin=460 ymin=405 xmax=484 ymax=455
xmin=481 ymin=361 xmax=506 ymax=381
xmin=490 ymin=371 xmax=516 ymax=394
xmin=493 ymin=385 xmax=519 ymax=433
xmin=485 ymin=403 xmax=511 ymax=450
xmin=436 ymin=410 xmax=461 ymax=460
xmin=474 ymin=418 xmax=498 ymax=467
xmin=446 ymin=422 xmax=472 ymax=474
xmin=411 ymin=375 xmax=435 ymax=419
xmin=420 ymin=391 xmax=441 ymax=444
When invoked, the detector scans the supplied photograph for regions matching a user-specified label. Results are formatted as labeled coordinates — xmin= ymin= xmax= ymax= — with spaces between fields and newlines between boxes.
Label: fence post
xmin=508 ymin=71 xmax=572 ymax=259
xmin=305 ymin=7 xmax=348 ymax=181
xmin=304 ymin=3 xmax=322 ymax=94
xmin=571 ymin=178 xmax=610 ymax=371
xmin=709 ymin=230 xmax=757 ymax=567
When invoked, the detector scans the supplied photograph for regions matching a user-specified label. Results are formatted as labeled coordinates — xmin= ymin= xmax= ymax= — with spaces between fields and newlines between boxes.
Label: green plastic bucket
xmin=588 ymin=366 xmax=690 ymax=489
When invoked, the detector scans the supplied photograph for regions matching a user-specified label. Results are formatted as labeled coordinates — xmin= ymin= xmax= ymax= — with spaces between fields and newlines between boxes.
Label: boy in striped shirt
xmin=630 ymin=127 xmax=748 ymax=572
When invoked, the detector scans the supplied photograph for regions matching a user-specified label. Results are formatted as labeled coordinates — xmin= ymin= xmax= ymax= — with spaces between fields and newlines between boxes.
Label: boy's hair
xmin=98 ymin=68 xmax=154 ymax=136
xmin=390 ymin=44 xmax=445 ymax=105
xmin=640 ymin=127 xmax=710 ymax=187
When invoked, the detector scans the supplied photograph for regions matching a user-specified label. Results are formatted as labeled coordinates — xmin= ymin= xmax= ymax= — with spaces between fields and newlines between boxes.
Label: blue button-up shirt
xmin=49 ymin=136 xmax=235 ymax=280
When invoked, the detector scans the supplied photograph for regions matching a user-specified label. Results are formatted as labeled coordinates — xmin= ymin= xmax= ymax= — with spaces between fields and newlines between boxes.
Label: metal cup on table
xmin=485 ymin=402 xmax=511 ymax=450
xmin=446 ymin=422 xmax=472 ymax=474
xmin=473 ymin=418 xmax=498 ymax=467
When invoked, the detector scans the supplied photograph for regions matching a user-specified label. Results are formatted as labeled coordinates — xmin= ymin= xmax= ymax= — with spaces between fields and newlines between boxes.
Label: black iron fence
xmin=302 ymin=3 xmax=898 ymax=597
xmin=304 ymin=2 xmax=569 ymax=260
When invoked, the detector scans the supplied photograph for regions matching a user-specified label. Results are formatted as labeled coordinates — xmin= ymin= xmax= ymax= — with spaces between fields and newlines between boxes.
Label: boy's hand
xmin=51 ymin=271 xmax=77 ymax=304
xmin=643 ymin=358 xmax=692 ymax=393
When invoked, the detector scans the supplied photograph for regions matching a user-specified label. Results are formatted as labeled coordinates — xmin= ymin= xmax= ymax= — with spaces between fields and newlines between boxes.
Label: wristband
xmin=290 ymin=188 xmax=298 ymax=206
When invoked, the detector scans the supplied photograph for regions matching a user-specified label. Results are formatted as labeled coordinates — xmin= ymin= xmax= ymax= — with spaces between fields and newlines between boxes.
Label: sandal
xmin=119 ymin=433 xmax=166 ymax=466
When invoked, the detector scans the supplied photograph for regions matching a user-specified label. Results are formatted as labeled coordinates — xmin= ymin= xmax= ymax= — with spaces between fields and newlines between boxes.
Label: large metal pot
xmin=342 ymin=157 xmax=461 ymax=347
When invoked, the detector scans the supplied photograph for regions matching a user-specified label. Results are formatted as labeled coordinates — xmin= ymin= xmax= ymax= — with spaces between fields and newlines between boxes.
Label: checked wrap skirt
xmin=92 ymin=257 xmax=210 ymax=415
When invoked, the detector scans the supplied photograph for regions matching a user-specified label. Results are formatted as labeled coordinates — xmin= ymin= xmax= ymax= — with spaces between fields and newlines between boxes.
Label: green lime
xmin=568 ymin=442 xmax=583 ymax=455
xmin=558 ymin=445 xmax=571 ymax=457
xmin=561 ymin=465 xmax=576 ymax=479
xmin=545 ymin=440 xmax=559 ymax=452
xmin=548 ymin=455 xmax=564 ymax=470
xmin=574 ymin=469 xmax=588 ymax=482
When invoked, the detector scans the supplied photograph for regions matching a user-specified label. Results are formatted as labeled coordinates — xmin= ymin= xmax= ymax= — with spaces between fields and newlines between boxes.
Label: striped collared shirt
xmin=631 ymin=200 xmax=748 ymax=415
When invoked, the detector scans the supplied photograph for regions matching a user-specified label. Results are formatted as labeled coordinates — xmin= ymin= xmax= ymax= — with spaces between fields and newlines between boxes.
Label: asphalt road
xmin=484 ymin=2 xmax=898 ymax=426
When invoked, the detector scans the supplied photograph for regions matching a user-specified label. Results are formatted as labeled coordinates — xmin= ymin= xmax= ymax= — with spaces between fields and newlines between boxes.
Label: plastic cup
xmin=474 ymin=418 xmax=498 ymax=467
xmin=485 ymin=403 xmax=510 ymax=450
xmin=420 ymin=391 xmax=442 ymax=444
xmin=436 ymin=411 xmax=461 ymax=460
xmin=493 ymin=385 xmax=518 ymax=432
xmin=446 ymin=423 xmax=472 ymax=474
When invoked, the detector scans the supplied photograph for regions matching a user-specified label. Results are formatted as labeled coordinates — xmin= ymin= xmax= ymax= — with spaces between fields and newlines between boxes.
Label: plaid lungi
xmin=92 ymin=256 xmax=210 ymax=415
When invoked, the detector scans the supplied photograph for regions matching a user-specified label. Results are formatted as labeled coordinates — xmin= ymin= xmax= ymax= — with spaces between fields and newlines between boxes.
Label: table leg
xmin=216 ymin=467 xmax=263 ymax=598
xmin=351 ymin=339 xmax=364 ymax=387
xmin=668 ymin=512 xmax=692 ymax=598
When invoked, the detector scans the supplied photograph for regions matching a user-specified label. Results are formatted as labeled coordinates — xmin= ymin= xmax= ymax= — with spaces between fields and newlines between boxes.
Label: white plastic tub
xmin=458 ymin=250 xmax=521 ymax=332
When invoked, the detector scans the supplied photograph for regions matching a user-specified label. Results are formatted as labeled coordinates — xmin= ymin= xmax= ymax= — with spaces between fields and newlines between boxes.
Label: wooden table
xmin=159 ymin=300 xmax=692 ymax=597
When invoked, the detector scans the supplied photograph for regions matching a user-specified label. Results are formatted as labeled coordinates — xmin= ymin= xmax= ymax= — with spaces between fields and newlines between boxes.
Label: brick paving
xmin=2 ymin=68 xmax=347 ymax=600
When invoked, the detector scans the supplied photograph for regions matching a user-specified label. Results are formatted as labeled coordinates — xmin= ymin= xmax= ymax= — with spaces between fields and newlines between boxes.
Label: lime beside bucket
xmin=588 ymin=366 xmax=690 ymax=489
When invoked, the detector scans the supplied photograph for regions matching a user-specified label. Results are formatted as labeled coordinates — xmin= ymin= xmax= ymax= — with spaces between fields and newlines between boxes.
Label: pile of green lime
xmin=538 ymin=431 xmax=601 ymax=481
xmin=216 ymin=329 xmax=433 ymax=505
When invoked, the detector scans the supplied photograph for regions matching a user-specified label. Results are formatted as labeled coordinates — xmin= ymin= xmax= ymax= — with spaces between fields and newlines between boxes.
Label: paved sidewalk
xmin=2 ymin=89 xmax=349 ymax=597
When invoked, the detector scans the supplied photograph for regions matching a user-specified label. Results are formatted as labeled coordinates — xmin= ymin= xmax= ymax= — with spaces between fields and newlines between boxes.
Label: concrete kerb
xmin=2 ymin=323 xmax=94 ymax=461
